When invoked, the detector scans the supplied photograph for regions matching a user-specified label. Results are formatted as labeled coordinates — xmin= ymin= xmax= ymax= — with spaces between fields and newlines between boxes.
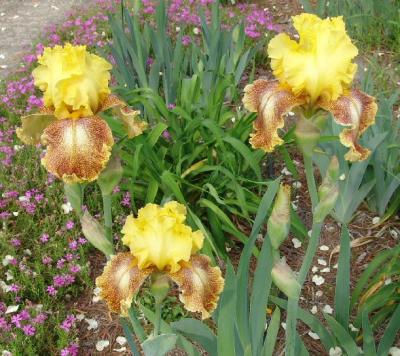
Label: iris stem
xmin=285 ymin=221 xmax=323 ymax=355
xmin=303 ymin=153 xmax=318 ymax=210
xmin=102 ymin=194 xmax=113 ymax=243
xmin=153 ymin=301 xmax=162 ymax=337
xmin=285 ymin=151 xmax=321 ymax=355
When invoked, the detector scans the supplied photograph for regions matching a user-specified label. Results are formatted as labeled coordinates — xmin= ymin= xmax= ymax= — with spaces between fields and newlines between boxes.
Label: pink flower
xmin=47 ymin=285 xmax=57 ymax=296
xmin=22 ymin=324 xmax=36 ymax=336
xmin=40 ymin=233 xmax=50 ymax=243
xmin=65 ymin=220 xmax=74 ymax=230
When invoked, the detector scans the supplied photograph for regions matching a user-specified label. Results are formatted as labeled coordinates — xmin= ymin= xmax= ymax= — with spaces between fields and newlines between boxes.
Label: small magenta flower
xmin=40 ymin=233 xmax=50 ymax=243
xmin=10 ymin=238 xmax=21 ymax=247
xmin=42 ymin=256 xmax=53 ymax=265
xmin=47 ymin=285 xmax=57 ymax=296
xmin=66 ymin=220 xmax=75 ymax=230
xmin=22 ymin=324 xmax=36 ymax=336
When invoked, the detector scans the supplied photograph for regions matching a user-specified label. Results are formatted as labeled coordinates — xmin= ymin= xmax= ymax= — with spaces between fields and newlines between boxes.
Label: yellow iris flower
xmin=96 ymin=201 xmax=224 ymax=319
xmin=243 ymin=13 xmax=377 ymax=161
xmin=17 ymin=44 xmax=147 ymax=183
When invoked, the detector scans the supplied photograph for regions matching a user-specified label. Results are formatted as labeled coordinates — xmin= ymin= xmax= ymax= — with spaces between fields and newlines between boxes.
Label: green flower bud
xmin=97 ymin=154 xmax=123 ymax=196
xmin=81 ymin=211 xmax=114 ymax=256
xmin=295 ymin=117 xmax=321 ymax=157
xmin=314 ymin=156 xmax=340 ymax=223
xmin=151 ymin=273 xmax=170 ymax=304
xmin=268 ymin=184 xmax=291 ymax=250
xmin=271 ymin=258 xmax=300 ymax=299
xmin=64 ymin=183 xmax=83 ymax=216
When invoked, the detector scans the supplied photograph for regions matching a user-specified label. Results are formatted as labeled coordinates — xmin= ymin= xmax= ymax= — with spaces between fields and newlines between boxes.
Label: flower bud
xmin=97 ymin=154 xmax=123 ymax=196
xmin=64 ymin=183 xmax=83 ymax=216
xmin=295 ymin=117 xmax=321 ymax=157
xmin=314 ymin=156 xmax=339 ymax=223
xmin=150 ymin=273 xmax=170 ymax=304
xmin=271 ymin=258 xmax=300 ymax=299
xmin=80 ymin=211 xmax=114 ymax=256
xmin=268 ymin=184 xmax=291 ymax=250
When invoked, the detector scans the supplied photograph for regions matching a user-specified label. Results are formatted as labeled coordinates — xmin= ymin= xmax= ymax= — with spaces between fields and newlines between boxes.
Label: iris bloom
xmin=17 ymin=44 xmax=147 ymax=183
xmin=96 ymin=201 xmax=224 ymax=319
xmin=243 ymin=13 xmax=377 ymax=161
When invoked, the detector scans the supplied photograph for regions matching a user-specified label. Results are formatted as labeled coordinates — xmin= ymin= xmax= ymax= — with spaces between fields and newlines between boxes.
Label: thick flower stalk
xmin=17 ymin=44 xmax=147 ymax=183
xmin=96 ymin=201 xmax=224 ymax=319
xmin=243 ymin=13 xmax=377 ymax=161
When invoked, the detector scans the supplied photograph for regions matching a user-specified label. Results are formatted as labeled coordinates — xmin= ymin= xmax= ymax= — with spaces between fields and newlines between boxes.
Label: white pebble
xmin=349 ymin=323 xmax=359 ymax=332
xmin=308 ymin=331 xmax=320 ymax=340
xmin=116 ymin=336 xmax=127 ymax=346
xmin=323 ymin=305 xmax=333 ymax=314
xmin=339 ymin=174 xmax=346 ymax=181
xmin=329 ymin=346 xmax=343 ymax=356
xmin=5 ymin=305 xmax=19 ymax=314
xmin=292 ymin=181 xmax=301 ymax=189
xmin=319 ymin=245 xmax=329 ymax=251
xmin=317 ymin=259 xmax=327 ymax=266
xmin=385 ymin=278 xmax=392 ymax=285
xmin=312 ymin=266 xmax=319 ymax=273
xmin=96 ymin=340 xmax=110 ymax=351
xmin=292 ymin=238 xmax=302 ymax=249
xmin=308 ymin=230 xmax=312 ymax=237
xmin=372 ymin=216 xmax=380 ymax=225
xmin=281 ymin=167 xmax=292 ymax=176
xmin=315 ymin=290 xmax=323 ymax=297
xmin=76 ymin=313 xmax=85 ymax=321
xmin=312 ymin=275 xmax=325 ymax=286
xmin=113 ymin=347 xmax=127 ymax=353
xmin=310 ymin=305 xmax=318 ymax=314
xmin=389 ymin=347 xmax=400 ymax=356
xmin=389 ymin=229 xmax=398 ymax=239
xmin=281 ymin=322 xmax=287 ymax=330
xmin=321 ymin=267 xmax=330 ymax=273
xmin=85 ymin=318 xmax=98 ymax=330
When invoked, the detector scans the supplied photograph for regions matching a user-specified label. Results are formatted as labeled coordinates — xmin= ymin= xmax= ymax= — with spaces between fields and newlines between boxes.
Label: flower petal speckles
xmin=243 ymin=79 xmax=305 ymax=152
xmin=168 ymin=254 xmax=224 ymax=319
xmin=95 ymin=252 xmax=153 ymax=316
xmin=40 ymin=117 xmax=114 ymax=183
xmin=319 ymin=89 xmax=377 ymax=161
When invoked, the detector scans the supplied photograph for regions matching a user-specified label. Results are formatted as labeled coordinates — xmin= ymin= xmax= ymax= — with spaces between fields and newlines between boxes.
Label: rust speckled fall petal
xmin=319 ymin=89 xmax=377 ymax=161
xmin=99 ymin=94 xmax=147 ymax=138
xmin=243 ymin=79 xmax=305 ymax=152
xmin=41 ymin=116 xmax=114 ymax=183
xmin=96 ymin=252 xmax=153 ymax=316
xmin=168 ymin=255 xmax=224 ymax=319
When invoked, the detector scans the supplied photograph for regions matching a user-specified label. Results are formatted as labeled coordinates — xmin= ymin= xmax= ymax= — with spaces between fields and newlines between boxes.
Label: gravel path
xmin=0 ymin=0 xmax=85 ymax=79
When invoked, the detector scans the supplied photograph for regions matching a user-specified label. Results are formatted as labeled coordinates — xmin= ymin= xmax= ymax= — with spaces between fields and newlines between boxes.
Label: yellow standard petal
xmin=268 ymin=13 xmax=358 ymax=102
xmin=122 ymin=202 xmax=204 ymax=273
xmin=41 ymin=116 xmax=114 ymax=183
xmin=168 ymin=254 xmax=224 ymax=319
xmin=32 ymin=43 xmax=112 ymax=119
xmin=243 ymin=79 xmax=305 ymax=152
xmin=96 ymin=252 xmax=153 ymax=316
xmin=318 ymin=89 xmax=377 ymax=161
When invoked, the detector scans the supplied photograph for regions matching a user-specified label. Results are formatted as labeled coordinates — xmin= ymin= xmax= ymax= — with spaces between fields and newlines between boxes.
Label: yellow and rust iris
xmin=96 ymin=201 xmax=224 ymax=319
xmin=17 ymin=44 xmax=147 ymax=183
xmin=243 ymin=13 xmax=377 ymax=161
